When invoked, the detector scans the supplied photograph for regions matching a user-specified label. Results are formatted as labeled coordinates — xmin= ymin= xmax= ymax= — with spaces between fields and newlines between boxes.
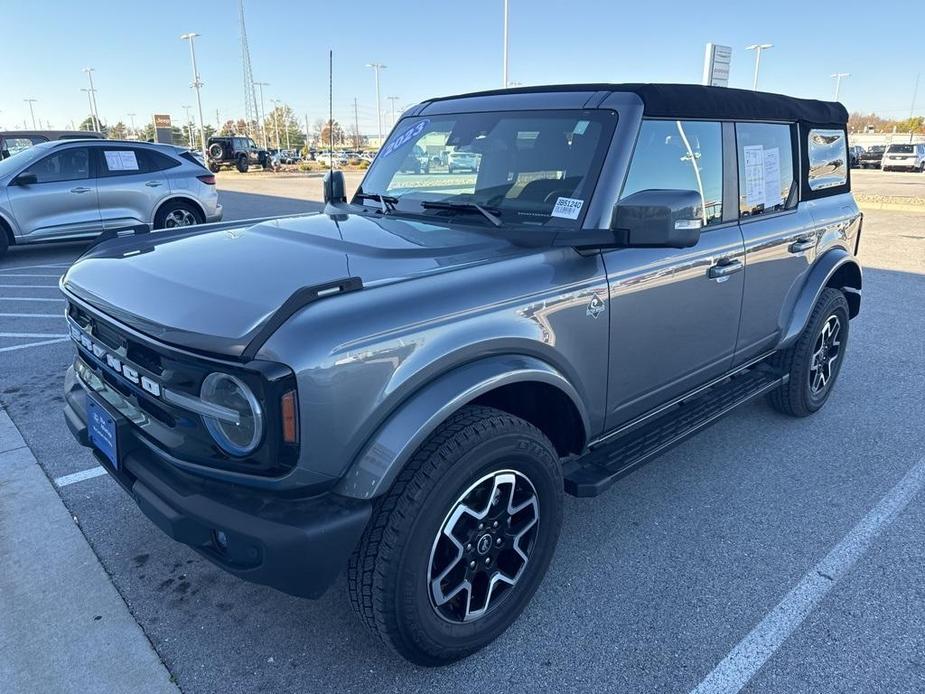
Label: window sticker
xmin=380 ymin=119 xmax=430 ymax=158
xmin=573 ymin=120 xmax=590 ymax=135
xmin=551 ymin=197 xmax=584 ymax=220
xmin=762 ymin=147 xmax=781 ymax=208
xmin=743 ymin=145 xmax=765 ymax=208
xmin=104 ymin=150 xmax=139 ymax=171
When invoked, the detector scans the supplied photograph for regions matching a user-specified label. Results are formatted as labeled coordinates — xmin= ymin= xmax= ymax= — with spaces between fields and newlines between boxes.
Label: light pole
xmin=80 ymin=89 xmax=95 ymax=130
xmin=387 ymin=96 xmax=400 ymax=128
xmin=180 ymin=32 xmax=208 ymax=161
xmin=182 ymin=105 xmax=194 ymax=148
xmin=366 ymin=63 xmax=387 ymax=146
xmin=503 ymin=0 xmax=509 ymax=87
xmin=82 ymin=68 xmax=101 ymax=132
xmin=745 ymin=44 xmax=773 ymax=91
xmin=127 ymin=112 xmax=137 ymax=138
xmin=24 ymin=99 xmax=37 ymax=129
xmin=270 ymin=98 xmax=281 ymax=151
xmin=253 ymin=81 xmax=269 ymax=148
xmin=830 ymin=73 xmax=849 ymax=101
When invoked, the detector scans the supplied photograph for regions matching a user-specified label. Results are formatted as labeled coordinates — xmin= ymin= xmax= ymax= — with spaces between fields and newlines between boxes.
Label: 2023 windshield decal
xmin=380 ymin=119 xmax=430 ymax=158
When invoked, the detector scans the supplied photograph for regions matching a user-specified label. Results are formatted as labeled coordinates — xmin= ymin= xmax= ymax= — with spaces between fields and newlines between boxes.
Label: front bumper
xmin=64 ymin=366 xmax=370 ymax=599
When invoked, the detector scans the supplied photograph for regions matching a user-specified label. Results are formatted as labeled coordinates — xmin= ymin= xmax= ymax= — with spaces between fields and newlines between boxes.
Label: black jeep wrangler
xmin=206 ymin=135 xmax=270 ymax=173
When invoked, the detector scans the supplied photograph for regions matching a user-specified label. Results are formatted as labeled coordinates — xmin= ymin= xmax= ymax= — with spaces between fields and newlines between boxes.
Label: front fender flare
xmin=779 ymin=249 xmax=861 ymax=349
xmin=333 ymin=355 xmax=590 ymax=500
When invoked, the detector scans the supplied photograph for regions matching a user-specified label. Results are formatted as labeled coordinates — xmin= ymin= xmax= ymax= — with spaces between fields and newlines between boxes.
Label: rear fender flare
xmin=333 ymin=355 xmax=589 ymax=500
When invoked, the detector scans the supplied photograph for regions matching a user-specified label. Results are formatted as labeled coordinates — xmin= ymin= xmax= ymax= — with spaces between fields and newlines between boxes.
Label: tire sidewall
xmin=390 ymin=427 xmax=562 ymax=660
xmin=154 ymin=201 xmax=202 ymax=229
xmin=796 ymin=291 xmax=850 ymax=412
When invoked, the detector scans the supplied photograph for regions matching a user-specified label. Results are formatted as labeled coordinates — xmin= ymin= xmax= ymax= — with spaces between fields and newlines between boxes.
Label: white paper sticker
xmin=551 ymin=197 xmax=584 ymax=220
xmin=762 ymin=147 xmax=781 ymax=209
xmin=573 ymin=120 xmax=590 ymax=135
xmin=104 ymin=150 xmax=139 ymax=171
xmin=742 ymin=145 xmax=765 ymax=208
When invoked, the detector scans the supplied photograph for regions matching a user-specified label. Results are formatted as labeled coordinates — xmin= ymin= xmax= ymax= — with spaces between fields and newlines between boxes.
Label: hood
xmin=62 ymin=211 xmax=524 ymax=357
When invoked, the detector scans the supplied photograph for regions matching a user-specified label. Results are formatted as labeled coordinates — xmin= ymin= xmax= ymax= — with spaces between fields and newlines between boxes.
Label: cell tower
xmin=239 ymin=0 xmax=259 ymax=136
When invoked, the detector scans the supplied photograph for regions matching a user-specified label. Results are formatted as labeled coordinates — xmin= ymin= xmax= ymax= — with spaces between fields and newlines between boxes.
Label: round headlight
xmin=200 ymin=372 xmax=264 ymax=456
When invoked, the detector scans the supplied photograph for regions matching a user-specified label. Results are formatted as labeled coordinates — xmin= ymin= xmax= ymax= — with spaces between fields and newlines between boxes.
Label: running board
xmin=562 ymin=368 xmax=787 ymax=497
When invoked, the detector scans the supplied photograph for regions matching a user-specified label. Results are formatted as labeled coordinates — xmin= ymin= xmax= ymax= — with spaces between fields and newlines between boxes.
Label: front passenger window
xmin=621 ymin=120 xmax=724 ymax=225
xmin=30 ymin=148 xmax=90 ymax=183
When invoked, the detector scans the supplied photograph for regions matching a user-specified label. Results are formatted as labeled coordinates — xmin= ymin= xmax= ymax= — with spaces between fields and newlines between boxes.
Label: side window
xmin=735 ymin=123 xmax=795 ymax=217
xmin=143 ymin=149 xmax=181 ymax=172
xmin=99 ymin=147 xmax=145 ymax=177
xmin=621 ymin=120 xmax=724 ymax=225
xmin=807 ymin=129 xmax=847 ymax=191
xmin=30 ymin=148 xmax=91 ymax=183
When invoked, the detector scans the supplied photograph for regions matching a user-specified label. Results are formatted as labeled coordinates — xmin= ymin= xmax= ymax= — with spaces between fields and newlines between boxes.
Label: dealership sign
xmin=702 ymin=43 xmax=732 ymax=87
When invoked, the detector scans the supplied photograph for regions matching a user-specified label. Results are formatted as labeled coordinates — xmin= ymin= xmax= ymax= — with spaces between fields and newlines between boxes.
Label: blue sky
xmin=1 ymin=0 xmax=923 ymax=134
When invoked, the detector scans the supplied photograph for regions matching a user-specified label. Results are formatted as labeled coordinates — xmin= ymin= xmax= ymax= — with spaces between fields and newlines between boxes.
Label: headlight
xmin=200 ymin=372 xmax=264 ymax=456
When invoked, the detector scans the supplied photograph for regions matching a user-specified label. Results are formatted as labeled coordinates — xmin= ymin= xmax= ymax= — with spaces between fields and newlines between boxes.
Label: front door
xmin=603 ymin=119 xmax=745 ymax=429
xmin=6 ymin=146 xmax=100 ymax=241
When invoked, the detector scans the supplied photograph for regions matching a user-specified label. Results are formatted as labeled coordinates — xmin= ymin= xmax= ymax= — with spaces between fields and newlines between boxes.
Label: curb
xmin=0 ymin=408 xmax=179 ymax=693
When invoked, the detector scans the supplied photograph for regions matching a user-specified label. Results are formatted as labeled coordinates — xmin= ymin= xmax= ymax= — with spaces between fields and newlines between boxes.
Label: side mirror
xmin=611 ymin=189 xmax=704 ymax=248
xmin=323 ymin=169 xmax=346 ymax=204
xmin=13 ymin=172 xmax=38 ymax=186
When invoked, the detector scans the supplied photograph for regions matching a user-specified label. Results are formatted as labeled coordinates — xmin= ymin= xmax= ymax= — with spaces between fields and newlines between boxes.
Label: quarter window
xmin=735 ymin=123 xmax=795 ymax=217
xmin=29 ymin=147 xmax=91 ymax=183
xmin=621 ymin=120 xmax=724 ymax=225
xmin=807 ymin=129 xmax=847 ymax=191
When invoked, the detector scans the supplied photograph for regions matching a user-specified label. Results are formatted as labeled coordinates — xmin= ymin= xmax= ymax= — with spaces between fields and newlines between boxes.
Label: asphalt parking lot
xmin=1 ymin=171 xmax=924 ymax=693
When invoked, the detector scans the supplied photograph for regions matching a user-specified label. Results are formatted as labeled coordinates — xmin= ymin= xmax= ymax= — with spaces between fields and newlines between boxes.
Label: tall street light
xmin=366 ymin=63 xmax=387 ymax=146
xmin=387 ymin=96 xmax=400 ymax=127
xmin=830 ymin=72 xmax=850 ymax=101
xmin=180 ymin=32 xmax=208 ymax=161
xmin=270 ymin=98 xmax=282 ymax=151
xmin=82 ymin=68 xmax=101 ymax=131
xmin=128 ymin=112 xmax=137 ymax=138
xmin=745 ymin=44 xmax=773 ymax=91
xmin=80 ymin=89 xmax=95 ymax=130
xmin=24 ymin=99 xmax=37 ymax=129
xmin=253 ymin=81 xmax=270 ymax=148
xmin=182 ymin=105 xmax=194 ymax=148
xmin=502 ymin=0 xmax=509 ymax=87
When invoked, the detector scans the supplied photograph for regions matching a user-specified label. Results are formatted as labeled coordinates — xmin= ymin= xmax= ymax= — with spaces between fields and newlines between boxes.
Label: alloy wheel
xmin=163 ymin=209 xmax=197 ymax=227
xmin=428 ymin=469 xmax=539 ymax=624
xmin=809 ymin=314 xmax=842 ymax=395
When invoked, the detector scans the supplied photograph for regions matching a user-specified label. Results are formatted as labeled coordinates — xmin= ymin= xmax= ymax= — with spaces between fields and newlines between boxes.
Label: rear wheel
xmin=348 ymin=405 xmax=563 ymax=666
xmin=768 ymin=288 xmax=849 ymax=417
xmin=154 ymin=200 xmax=203 ymax=229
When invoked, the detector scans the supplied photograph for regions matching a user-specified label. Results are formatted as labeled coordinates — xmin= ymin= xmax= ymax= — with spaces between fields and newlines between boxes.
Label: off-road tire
xmin=236 ymin=155 xmax=249 ymax=173
xmin=768 ymin=288 xmax=849 ymax=417
xmin=208 ymin=162 xmax=221 ymax=173
xmin=347 ymin=405 xmax=563 ymax=666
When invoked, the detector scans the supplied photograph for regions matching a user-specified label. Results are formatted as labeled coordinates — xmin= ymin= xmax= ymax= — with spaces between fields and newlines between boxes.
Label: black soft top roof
xmin=427 ymin=83 xmax=848 ymax=125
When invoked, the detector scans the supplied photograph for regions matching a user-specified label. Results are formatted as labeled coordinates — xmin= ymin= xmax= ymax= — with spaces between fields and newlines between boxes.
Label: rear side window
xmin=735 ymin=123 xmax=795 ymax=218
xmin=30 ymin=147 xmax=91 ymax=183
xmin=621 ymin=119 xmax=724 ymax=225
xmin=807 ymin=129 xmax=847 ymax=191
xmin=97 ymin=147 xmax=180 ymax=176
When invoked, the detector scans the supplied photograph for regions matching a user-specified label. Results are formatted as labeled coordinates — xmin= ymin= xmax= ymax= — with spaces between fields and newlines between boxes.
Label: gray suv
xmin=0 ymin=139 xmax=222 ymax=258
xmin=61 ymin=84 xmax=861 ymax=665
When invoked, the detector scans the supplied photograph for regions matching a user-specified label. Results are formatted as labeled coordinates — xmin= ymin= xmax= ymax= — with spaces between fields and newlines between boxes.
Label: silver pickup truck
xmin=62 ymin=83 xmax=861 ymax=665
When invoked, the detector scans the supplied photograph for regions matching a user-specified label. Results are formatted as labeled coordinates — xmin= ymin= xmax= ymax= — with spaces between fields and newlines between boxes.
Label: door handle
xmin=70 ymin=186 xmax=91 ymax=194
xmin=789 ymin=237 xmax=816 ymax=253
xmin=708 ymin=259 xmax=743 ymax=280
xmin=145 ymin=181 xmax=163 ymax=187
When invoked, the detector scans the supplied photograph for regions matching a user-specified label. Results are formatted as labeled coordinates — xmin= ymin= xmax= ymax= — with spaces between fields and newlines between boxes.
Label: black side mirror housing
xmin=323 ymin=170 xmax=346 ymax=204
xmin=611 ymin=189 xmax=704 ymax=248
xmin=13 ymin=172 xmax=38 ymax=186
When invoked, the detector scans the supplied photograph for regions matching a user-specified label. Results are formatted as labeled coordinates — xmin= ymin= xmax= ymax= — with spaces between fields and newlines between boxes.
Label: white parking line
xmin=0 ymin=284 xmax=60 ymax=289
xmin=54 ymin=466 xmax=107 ymax=487
xmin=0 ymin=263 xmax=70 ymax=273
xmin=0 ymin=273 xmax=63 ymax=278
xmin=0 ymin=297 xmax=63 ymax=302
xmin=0 ymin=313 xmax=63 ymax=318
xmin=690 ymin=454 xmax=925 ymax=694
xmin=0 ymin=338 xmax=70 ymax=353
xmin=0 ymin=333 xmax=68 ymax=339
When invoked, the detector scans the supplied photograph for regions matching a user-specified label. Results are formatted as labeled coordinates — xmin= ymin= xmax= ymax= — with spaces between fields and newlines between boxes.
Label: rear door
xmin=602 ymin=119 xmax=746 ymax=428
xmin=732 ymin=122 xmax=817 ymax=364
xmin=6 ymin=145 xmax=100 ymax=240
xmin=94 ymin=146 xmax=176 ymax=229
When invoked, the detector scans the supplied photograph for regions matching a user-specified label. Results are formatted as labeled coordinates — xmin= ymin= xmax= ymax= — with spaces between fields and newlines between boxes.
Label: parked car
xmin=206 ymin=135 xmax=270 ymax=173
xmin=447 ymin=149 xmax=480 ymax=173
xmin=60 ymin=84 xmax=860 ymax=665
xmin=857 ymin=144 xmax=886 ymax=168
xmin=881 ymin=143 xmax=925 ymax=172
xmin=398 ymin=144 xmax=430 ymax=173
xmin=848 ymin=144 xmax=864 ymax=168
xmin=1 ymin=130 xmax=103 ymax=159
xmin=0 ymin=139 xmax=221 ymax=258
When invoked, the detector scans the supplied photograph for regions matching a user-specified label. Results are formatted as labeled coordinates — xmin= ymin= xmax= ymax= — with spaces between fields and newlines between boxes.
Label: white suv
xmin=881 ymin=143 xmax=925 ymax=172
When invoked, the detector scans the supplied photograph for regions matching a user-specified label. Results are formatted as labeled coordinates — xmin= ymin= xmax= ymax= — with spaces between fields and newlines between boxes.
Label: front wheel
xmin=236 ymin=155 xmax=249 ymax=173
xmin=348 ymin=405 xmax=563 ymax=666
xmin=768 ymin=288 xmax=849 ymax=417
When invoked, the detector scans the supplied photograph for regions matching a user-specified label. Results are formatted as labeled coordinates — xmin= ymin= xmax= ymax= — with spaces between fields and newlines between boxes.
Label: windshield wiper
xmin=419 ymin=200 xmax=503 ymax=227
xmin=354 ymin=192 xmax=398 ymax=213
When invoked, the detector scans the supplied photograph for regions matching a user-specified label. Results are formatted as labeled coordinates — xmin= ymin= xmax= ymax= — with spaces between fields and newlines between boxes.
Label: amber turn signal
xmin=281 ymin=390 xmax=299 ymax=444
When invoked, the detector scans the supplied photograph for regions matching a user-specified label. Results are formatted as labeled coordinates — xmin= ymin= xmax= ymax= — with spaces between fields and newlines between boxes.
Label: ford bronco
xmin=62 ymin=84 xmax=861 ymax=665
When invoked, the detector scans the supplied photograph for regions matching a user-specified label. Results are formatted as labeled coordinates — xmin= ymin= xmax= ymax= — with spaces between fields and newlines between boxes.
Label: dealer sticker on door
xmin=551 ymin=197 xmax=584 ymax=220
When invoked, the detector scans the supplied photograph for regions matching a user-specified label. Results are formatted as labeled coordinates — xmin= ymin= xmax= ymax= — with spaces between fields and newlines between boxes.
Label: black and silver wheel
xmin=768 ymin=288 xmax=849 ymax=417
xmin=348 ymin=405 xmax=562 ymax=666
xmin=154 ymin=201 xmax=203 ymax=229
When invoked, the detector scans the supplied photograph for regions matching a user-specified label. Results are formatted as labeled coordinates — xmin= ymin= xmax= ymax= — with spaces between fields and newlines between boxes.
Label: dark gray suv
xmin=61 ymin=84 xmax=861 ymax=665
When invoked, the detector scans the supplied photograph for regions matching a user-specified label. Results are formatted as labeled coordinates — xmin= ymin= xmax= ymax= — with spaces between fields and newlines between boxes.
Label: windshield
xmin=358 ymin=109 xmax=617 ymax=229
xmin=886 ymin=144 xmax=914 ymax=153
xmin=0 ymin=144 xmax=44 ymax=178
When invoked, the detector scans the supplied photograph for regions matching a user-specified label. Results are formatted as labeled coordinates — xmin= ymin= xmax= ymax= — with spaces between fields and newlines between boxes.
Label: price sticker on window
xmin=551 ymin=197 xmax=584 ymax=220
